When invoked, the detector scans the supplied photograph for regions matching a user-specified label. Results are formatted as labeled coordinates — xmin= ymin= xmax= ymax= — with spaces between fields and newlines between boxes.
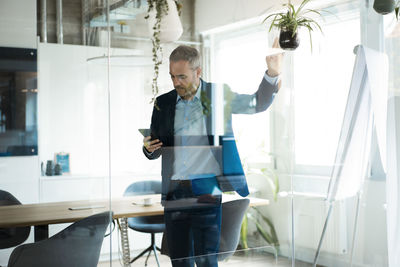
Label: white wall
xmin=195 ymin=0 xmax=277 ymax=34
xmin=0 ymin=0 xmax=37 ymax=48
xmin=38 ymin=43 xmax=160 ymax=177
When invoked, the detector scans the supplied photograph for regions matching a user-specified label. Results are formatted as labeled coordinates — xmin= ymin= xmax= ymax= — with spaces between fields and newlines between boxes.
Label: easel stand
xmin=312 ymin=191 xmax=363 ymax=267
xmin=312 ymin=201 xmax=333 ymax=267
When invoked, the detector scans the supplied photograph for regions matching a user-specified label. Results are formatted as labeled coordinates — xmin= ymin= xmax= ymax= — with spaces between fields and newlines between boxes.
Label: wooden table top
xmin=0 ymin=194 xmax=269 ymax=228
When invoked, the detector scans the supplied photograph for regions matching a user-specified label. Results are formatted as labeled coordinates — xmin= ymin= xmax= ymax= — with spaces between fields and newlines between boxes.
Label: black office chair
xmin=7 ymin=211 xmax=111 ymax=267
xmin=218 ymin=198 xmax=250 ymax=261
xmin=0 ymin=190 xmax=30 ymax=250
xmin=124 ymin=180 xmax=165 ymax=267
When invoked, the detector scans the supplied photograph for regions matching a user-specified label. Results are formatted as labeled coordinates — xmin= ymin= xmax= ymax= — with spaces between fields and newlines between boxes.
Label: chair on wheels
xmin=124 ymin=180 xmax=165 ymax=267
xmin=218 ymin=198 xmax=250 ymax=261
xmin=7 ymin=211 xmax=111 ymax=267
xmin=0 ymin=190 xmax=31 ymax=250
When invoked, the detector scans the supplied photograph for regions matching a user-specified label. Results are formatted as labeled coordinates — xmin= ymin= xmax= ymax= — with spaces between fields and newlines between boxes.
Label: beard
xmin=175 ymin=84 xmax=197 ymax=99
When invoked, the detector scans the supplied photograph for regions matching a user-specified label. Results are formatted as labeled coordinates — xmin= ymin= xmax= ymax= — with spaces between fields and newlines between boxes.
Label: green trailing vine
xmin=145 ymin=0 xmax=168 ymax=109
xmin=145 ymin=0 xmax=182 ymax=109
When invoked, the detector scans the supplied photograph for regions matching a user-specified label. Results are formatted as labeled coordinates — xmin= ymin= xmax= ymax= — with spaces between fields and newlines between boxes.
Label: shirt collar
xmin=176 ymin=81 xmax=202 ymax=103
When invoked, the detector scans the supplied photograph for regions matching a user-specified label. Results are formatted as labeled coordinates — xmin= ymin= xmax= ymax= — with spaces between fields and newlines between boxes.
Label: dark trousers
xmin=164 ymin=178 xmax=222 ymax=267
xmin=165 ymin=205 xmax=222 ymax=267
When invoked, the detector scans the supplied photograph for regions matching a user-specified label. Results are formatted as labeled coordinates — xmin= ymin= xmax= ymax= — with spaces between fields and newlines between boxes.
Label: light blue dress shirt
xmin=174 ymin=82 xmax=206 ymax=136
xmin=172 ymin=82 xmax=222 ymax=180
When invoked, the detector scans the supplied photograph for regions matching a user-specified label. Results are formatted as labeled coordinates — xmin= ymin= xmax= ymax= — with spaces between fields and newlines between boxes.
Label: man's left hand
xmin=266 ymin=37 xmax=284 ymax=77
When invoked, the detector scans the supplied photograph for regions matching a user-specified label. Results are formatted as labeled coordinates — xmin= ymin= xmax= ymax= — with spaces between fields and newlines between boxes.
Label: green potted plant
xmin=263 ymin=0 xmax=323 ymax=50
xmin=239 ymin=166 xmax=280 ymax=255
xmin=145 ymin=0 xmax=183 ymax=107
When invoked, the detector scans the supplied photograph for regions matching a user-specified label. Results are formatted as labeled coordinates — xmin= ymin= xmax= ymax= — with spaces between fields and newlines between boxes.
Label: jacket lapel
xmin=167 ymin=90 xmax=177 ymax=138
xmin=201 ymin=79 xmax=214 ymax=136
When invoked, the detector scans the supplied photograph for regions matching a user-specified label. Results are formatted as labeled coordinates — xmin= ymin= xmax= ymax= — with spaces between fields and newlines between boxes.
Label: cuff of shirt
xmin=264 ymin=70 xmax=280 ymax=86
xmin=143 ymin=146 xmax=154 ymax=156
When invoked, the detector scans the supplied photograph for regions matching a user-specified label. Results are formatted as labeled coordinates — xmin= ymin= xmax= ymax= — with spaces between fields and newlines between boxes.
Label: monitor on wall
xmin=0 ymin=47 xmax=38 ymax=156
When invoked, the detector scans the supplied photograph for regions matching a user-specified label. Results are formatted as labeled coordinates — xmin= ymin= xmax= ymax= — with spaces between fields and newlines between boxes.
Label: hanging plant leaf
xmin=254 ymin=208 xmax=280 ymax=249
xmin=247 ymin=212 xmax=280 ymax=250
xmin=174 ymin=0 xmax=183 ymax=16
xmin=240 ymin=213 xmax=249 ymax=249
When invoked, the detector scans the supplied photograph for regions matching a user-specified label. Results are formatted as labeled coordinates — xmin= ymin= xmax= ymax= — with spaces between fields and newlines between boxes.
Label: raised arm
xmin=228 ymin=37 xmax=284 ymax=114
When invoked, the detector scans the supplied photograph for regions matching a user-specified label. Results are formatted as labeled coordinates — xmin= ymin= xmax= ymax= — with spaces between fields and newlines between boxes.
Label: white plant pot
xmin=147 ymin=0 xmax=183 ymax=43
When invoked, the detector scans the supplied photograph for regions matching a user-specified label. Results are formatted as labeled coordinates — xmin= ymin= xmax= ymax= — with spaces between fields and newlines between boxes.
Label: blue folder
xmin=219 ymin=136 xmax=249 ymax=197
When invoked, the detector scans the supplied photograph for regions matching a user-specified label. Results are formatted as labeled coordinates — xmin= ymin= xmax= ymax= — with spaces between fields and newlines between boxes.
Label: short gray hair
xmin=169 ymin=45 xmax=201 ymax=69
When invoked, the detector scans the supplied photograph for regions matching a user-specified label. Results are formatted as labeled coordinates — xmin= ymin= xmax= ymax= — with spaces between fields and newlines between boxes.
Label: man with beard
xmin=143 ymin=40 xmax=283 ymax=267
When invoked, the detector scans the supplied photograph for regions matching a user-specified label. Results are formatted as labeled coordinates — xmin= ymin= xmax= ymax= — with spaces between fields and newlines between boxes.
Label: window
xmin=210 ymin=26 xmax=272 ymax=164
xmin=208 ymin=1 xmax=361 ymax=181
xmin=293 ymin=5 xmax=360 ymax=174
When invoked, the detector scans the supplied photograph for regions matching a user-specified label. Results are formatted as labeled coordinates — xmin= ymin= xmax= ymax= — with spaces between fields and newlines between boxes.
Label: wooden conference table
xmin=0 ymin=194 xmax=268 ymax=266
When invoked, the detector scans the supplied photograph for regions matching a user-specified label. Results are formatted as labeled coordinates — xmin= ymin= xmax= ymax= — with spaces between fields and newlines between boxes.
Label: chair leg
xmin=144 ymin=249 xmax=152 ymax=266
xmin=130 ymin=246 xmax=152 ymax=264
xmin=130 ymin=233 xmax=161 ymax=266
xmin=152 ymin=243 xmax=161 ymax=267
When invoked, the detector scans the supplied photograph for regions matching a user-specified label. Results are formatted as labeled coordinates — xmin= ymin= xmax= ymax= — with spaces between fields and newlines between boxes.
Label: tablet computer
xmin=138 ymin=128 xmax=151 ymax=137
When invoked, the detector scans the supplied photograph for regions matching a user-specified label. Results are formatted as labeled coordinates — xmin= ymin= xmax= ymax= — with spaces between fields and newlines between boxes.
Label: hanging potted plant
xmin=373 ymin=0 xmax=400 ymax=20
xmin=373 ymin=0 xmax=396 ymax=15
xmin=145 ymin=0 xmax=183 ymax=107
xmin=263 ymin=0 xmax=323 ymax=50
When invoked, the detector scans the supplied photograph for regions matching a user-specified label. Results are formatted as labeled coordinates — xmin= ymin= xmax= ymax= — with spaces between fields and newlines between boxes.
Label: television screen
xmin=0 ymin=47 xmax=38 ymax=156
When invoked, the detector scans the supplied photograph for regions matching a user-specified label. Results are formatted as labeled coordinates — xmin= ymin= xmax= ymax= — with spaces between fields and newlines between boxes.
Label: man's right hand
xmin=143 ymin=136 xmax=163 ymax=153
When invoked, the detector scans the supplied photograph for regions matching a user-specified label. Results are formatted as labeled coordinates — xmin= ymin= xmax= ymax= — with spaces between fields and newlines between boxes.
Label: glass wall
xmin=205 ymin=0 xmax=396 ymax=266
xmin=206 ymin=24 xmax=292 ymax=265
xmin=0 ymin=0 xmax=115 ymax=265
xmin=1 ymin=0 xmax=398 ymax=266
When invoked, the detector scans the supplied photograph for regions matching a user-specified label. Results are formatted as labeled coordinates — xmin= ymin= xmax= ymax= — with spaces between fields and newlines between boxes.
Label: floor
xmin=97 ymin=251 xmax=314 ymax=267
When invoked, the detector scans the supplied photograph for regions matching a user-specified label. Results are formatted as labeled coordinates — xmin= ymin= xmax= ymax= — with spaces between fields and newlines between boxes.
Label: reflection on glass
xmin=143 ymin=45 xmax=280 ymax=266
xmin=6 ymin=211 xmax=110 ymax=267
